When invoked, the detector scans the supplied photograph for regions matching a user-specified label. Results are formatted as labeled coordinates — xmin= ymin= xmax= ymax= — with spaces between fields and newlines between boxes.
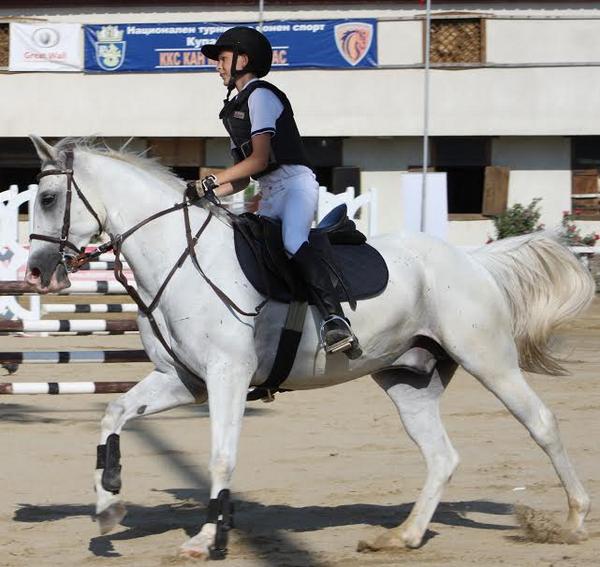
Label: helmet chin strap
xmin=225 ymin=49 xmax=239 ymax=102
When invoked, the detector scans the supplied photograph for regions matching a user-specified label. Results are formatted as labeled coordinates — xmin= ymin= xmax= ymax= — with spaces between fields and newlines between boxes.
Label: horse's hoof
xmin=357 ymin=529 xmax=418 ymax=552
xmin=179 ymin=543 xmax=210 ymax=560
xmin=96 ymin=501 xmax=127 ymax=535
xmin=180 ymin=527 xmax=216 ymax=560
xmin=179 ymin=547 xmax=209 ymax=560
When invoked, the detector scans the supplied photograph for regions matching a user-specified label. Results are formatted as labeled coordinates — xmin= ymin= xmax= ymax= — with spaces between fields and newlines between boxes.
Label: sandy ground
xmin=1 ymin=299 xmax=599 ymax=567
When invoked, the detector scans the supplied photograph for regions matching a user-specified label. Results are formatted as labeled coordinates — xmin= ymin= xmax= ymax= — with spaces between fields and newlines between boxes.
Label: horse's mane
xmin=54 ymin=137 xmax=185 ymax=194
xmin=53 ymin=137 xmax=234 ymax=227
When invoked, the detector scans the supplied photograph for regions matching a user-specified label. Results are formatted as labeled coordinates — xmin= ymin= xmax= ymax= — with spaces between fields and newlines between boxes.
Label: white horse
xmin=25 ymin=136 xmax=593 ymax=559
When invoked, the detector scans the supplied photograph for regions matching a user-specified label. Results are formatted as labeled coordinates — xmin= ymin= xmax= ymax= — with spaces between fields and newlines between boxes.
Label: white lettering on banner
xmin=260 ymin=24 xmax=291 ymax=32
xmin=195 ymin=26 xmax=232 ymax=36
xmin=9 ymin=22 xmax=82 ymax=72
xmin=126 ymin=25 xmax=198 ymax=35
xmin=185 ymin=37 xmax=215 ymax=48
xmin=292 ymin=23 xmax=326 ymax=33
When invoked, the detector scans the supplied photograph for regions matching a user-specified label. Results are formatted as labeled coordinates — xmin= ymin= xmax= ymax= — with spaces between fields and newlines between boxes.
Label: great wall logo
xmin=95 ymin=25 xmax=126 ymax=71
xmin=334 ymin=22 xmax=373 ymax=66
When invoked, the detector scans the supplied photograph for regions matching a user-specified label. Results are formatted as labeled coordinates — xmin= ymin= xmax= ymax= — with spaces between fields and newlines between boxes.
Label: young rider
xmin=192 ymin=26 xmax=360 ymax=358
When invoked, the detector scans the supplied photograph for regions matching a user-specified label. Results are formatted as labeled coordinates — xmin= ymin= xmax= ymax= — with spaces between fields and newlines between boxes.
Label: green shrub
xmin=559 ymin=210 xmax=599 ymax=247
xmin=490 ymin=198 xmax=544 ymax=241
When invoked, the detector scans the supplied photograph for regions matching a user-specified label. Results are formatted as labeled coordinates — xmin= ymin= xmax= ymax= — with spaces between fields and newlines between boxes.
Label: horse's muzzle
xmin=25 ymin=249 xmax=70 ymax=293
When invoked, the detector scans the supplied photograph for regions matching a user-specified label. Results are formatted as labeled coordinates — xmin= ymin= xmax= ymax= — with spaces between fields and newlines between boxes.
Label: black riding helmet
xmin=201 ymin=26 xmax=272 ymax=98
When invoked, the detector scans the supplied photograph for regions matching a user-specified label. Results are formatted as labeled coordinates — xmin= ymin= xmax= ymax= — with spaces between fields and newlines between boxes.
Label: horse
xmin=25 ymin=135 xmax=593 ymax=559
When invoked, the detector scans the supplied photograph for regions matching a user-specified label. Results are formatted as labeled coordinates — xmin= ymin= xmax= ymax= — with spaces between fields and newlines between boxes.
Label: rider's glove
xmin=185 ymin=175 xmax=219 ymax=202
xmin=185 ymin=180 xmax=200 ymax=202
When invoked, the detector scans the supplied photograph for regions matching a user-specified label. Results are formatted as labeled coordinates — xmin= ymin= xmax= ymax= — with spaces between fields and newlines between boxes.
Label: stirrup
xmin=320 ymin=315 xmax=356 ymax=354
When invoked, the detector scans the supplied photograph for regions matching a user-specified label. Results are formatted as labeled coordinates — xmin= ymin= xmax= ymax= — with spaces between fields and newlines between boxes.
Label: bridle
xmin=30 ymin=149 xmax=104 ymax=267
xmin=30 ymin=148 xmax=267 ymax=390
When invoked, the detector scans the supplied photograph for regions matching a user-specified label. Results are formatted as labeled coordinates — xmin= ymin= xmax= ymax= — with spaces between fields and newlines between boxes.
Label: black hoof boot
xmin=321 ymin=315 xmax=361 ymax=359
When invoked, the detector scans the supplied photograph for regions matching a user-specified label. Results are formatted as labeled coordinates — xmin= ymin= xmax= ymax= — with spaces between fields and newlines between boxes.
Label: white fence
xmin=0 ymin=183 xmax=379 ymax=322
xmin=1 ymin=185 xmax=40 ymax=320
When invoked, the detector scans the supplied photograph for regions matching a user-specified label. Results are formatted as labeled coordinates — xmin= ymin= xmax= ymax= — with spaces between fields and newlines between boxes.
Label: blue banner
xmin=84 ymin=19 xmax=377 ymax=73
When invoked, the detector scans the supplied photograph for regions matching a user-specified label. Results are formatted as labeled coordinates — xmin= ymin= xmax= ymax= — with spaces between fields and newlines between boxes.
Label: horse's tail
xmin=469 ymin=231 xmax=595 ymax=375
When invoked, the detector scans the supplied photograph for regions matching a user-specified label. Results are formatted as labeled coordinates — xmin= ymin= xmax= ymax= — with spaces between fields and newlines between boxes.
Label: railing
xmin=0 ymin=183 xmax=380 ymax=323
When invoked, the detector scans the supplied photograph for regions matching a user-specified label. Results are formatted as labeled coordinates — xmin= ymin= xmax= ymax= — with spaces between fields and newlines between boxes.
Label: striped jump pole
xmin=42 ymin=303 xmax=138 ymax=314
xmin=0 ymin=281 xmax=135 ymax=295
xmin=0 ymin=382 xmax=137 ymax=395
xmin=0 ymin=319 xmax=138 ymax=333
xmin=78 ymin=261 xmax=117 ymax=271
xmin=0 ymin=350 xmax=149 ymax=364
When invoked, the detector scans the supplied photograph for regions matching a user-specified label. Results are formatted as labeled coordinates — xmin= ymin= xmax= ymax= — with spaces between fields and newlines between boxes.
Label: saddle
xmin=233 ymin=205 xmax=389 ymax=306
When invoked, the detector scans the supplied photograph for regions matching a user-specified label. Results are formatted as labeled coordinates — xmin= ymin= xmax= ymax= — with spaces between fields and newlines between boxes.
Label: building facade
xmin=1 ymin=1 xmax=600 ymax=244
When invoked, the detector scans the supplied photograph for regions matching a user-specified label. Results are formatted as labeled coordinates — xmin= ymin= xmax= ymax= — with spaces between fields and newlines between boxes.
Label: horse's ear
xmin=29 ymin=134 xmax=57 ymax=163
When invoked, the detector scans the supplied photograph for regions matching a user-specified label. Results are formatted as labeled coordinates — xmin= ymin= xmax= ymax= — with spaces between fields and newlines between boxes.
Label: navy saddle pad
xmin=233 ymin=204 xmax=389 ymax=305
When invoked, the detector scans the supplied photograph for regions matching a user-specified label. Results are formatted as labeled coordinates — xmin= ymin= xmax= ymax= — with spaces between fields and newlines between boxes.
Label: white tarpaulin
xmin=9 ymin=23 xmax=82 ymax=72
xmin=400 ymin=172 xmax=449 ymax=240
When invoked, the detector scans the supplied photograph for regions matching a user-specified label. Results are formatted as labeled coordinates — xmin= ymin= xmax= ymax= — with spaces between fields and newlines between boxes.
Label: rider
xmin=191 ymin=26 xmax=361 ymax=358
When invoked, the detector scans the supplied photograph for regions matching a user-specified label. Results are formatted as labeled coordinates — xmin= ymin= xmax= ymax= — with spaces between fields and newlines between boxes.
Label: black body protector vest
xmin=219 ymin=80 xmax=311 ymax=178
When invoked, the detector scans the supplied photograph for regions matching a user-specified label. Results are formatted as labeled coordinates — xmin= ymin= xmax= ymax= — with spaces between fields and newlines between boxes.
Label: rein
xmin=31 ymin=149 xmax=267 ymax=385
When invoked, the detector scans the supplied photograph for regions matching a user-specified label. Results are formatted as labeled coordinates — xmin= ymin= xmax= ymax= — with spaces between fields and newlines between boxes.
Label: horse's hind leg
xmin=460 ymin=351 xmax=590 ymax=540
xmin=360 ymin=360 xmax=459 ymax=551
xmin=95 ymin=368 xmax=200 ymax=534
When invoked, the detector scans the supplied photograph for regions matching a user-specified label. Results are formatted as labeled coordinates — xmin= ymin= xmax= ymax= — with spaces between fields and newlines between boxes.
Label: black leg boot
xmin=291 ymin=242 xmax=362 ymax=359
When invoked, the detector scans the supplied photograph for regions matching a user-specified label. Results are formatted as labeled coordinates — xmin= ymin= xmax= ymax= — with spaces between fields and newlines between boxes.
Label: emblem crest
xmin=334 ymin=22 xmax=373 ymax=66
xmin=95 ymin=25 xmax=126 ymax=71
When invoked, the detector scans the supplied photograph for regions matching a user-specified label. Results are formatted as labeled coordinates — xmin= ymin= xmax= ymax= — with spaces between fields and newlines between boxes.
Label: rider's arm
xmin=214 ymin=178 xmax=250 ymax=199
xmin=212 ymin=132 xmax=271 ymax=192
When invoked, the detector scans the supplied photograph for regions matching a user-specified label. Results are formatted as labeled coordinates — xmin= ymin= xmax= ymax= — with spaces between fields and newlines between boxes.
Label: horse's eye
xmin=41 ymin=193 xmax=56 ymax=207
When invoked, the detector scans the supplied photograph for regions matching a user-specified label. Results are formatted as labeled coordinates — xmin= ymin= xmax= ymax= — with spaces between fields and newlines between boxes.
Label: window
xmin=427 ymin=137 xmax=508 ymax=218
xmin=429 ymin=18 xmax=486 ymax=64
xmin=0 ymin=24 xmax=8 ymax=68
xmin=147 ymin=137 xmax=205 ymax=176
xmin=304 ymin=137 xmax=343 ymax=190
xmin=572 ymin=137 xmax=600 ymax=219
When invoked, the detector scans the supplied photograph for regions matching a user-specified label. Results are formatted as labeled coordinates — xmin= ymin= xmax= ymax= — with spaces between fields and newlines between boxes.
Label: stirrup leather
xmin=319 ymin=315 xmax=357 ymax=354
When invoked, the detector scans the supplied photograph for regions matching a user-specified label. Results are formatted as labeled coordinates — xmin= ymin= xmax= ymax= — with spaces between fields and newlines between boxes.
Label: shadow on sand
xmin=14 ymin=494 xmax=515 ymax=560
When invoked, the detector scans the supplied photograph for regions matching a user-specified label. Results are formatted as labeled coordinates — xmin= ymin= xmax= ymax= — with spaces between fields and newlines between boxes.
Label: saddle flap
xmin=233 ymin=210 xmax=388 ymax=305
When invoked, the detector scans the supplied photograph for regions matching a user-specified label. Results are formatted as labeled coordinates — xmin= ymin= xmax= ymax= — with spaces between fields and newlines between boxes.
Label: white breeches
xmin=257 ymin=165 xmax=319 ymax=255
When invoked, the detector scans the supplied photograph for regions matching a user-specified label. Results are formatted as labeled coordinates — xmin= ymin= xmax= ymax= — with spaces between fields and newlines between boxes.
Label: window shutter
xmin=572 ymin=169 xmax=599 ymax=217
xmin=148 ymin=138 xmax=204 ymax=167
xmin=0 ymin=24 xmax=7 ymax=68
xmin=482 ymin=166 xmax=509 ymax=216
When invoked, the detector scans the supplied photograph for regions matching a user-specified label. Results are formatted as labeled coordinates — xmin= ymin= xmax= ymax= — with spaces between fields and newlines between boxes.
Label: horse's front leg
xmin=95 ymin=368 xmax=199 ymax=534
xmin=180 ymin=360 xmax=252 ymax=560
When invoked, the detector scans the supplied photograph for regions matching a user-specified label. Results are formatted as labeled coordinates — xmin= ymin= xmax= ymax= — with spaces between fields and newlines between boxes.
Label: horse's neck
xmin=80 ymin=153 xmax=230 ymax=293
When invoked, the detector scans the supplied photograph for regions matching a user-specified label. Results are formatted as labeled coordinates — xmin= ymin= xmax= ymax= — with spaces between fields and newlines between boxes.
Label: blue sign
xmin=84 ymin=19 xmax=377 ymax=73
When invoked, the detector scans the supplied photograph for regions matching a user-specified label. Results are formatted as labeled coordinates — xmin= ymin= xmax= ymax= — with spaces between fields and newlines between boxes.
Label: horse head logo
xmin=334 ymin=22 xmax=373 ymax=66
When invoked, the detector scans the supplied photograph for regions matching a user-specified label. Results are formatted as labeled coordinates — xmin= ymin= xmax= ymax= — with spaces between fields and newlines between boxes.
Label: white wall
xmin=493 ymin=137 xmax=572 ymax=227
xmin=6 ymin=66 xmax=600 ymax=138
xmin=3 ymin=5 xmax=600 ymax=137
xmin=488 ymin=20 xmax=600 ymax=63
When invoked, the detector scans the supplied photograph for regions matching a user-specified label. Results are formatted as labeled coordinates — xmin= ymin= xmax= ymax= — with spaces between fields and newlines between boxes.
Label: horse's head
xmin=25 ymin=135 xmax=106 ymax=293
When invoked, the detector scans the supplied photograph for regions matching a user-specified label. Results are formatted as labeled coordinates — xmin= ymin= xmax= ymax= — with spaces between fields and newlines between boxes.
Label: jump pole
xmin=0 ymin=382 xmax=137 ymax=395
xmin=0 ymin=350 xmax=149 ymax=364
xmin=0 ymin=319 xmax=138 ymax=333
xmin=42 ymin=303 xmax=138 ymax=314
xmin=0 ymin=281 xmax=134 ymax=295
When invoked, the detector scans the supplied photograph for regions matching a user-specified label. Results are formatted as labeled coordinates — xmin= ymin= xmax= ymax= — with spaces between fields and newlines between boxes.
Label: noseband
xmin=30 ymin=149 xmax=104 ymax=270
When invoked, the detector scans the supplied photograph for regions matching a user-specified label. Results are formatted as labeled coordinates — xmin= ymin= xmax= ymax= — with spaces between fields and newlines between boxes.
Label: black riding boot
xmin=292 ymin=242 xmax=361 ymax=359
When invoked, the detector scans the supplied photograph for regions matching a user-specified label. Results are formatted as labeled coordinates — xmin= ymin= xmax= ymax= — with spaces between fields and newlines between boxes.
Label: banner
xmin=9 ymin=23 xmax=83 ymax=72
xmin=84 ymin=19 xmax=377 ymax=73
